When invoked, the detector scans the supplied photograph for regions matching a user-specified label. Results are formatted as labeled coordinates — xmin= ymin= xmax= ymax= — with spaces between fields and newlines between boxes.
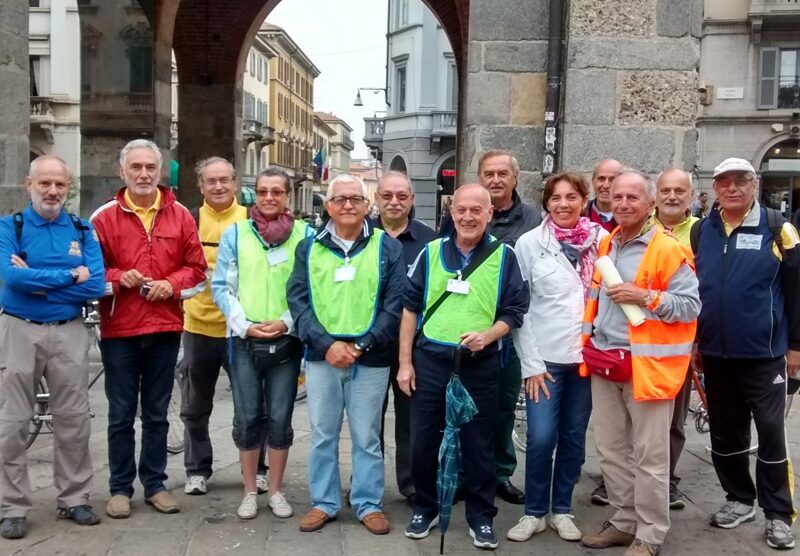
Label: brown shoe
xmin=299 ymin=508 xmax=333 ymax=532
xmin=624 ymin=538 xmax=661 ymax=556
xmin=581 ymin=521 xmax=636 ymax=548
xmin=362 ymin=511 xmax=390 ymax=535
xmin=106 ymin=495 xmax=132 ymax=519
xmin=145 ymin=491 xmax=180 ymax=514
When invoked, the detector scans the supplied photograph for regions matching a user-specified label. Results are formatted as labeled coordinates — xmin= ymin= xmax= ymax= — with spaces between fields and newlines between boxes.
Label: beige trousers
xmin=591 ymin=375 xmax=674 ymax=545
xmin=0 ymin=315 xmax=92 ymax=517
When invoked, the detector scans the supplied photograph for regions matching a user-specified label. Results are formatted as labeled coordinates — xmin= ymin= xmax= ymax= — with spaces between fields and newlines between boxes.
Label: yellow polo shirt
xmin=655 ymin=212 xmax=698 ymax=247
xmin=124 ymin=188 xmax=162 ymax=232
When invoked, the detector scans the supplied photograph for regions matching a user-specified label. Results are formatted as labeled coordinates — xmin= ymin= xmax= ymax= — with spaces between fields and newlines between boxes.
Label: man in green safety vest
xmin=287 ymin=174 xmax=406 ymax=536
xmin=398 ymin=183 xmax=530 ymax=550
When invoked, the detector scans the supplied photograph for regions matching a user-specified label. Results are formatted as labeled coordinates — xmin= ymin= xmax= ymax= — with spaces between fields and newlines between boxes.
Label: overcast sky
xmin=267 ymin=0 xmax=389 ymax=160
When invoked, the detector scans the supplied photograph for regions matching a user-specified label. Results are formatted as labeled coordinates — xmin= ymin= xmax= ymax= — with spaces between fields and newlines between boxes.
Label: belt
xmin=2 ymin=312 xmax=78 ymax=326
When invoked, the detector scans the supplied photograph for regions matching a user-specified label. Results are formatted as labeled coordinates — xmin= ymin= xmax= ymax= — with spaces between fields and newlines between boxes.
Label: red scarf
xmin=545 ymin=215 xmax=601 ymax=298
xmin=249 ymin=206 xmax=294 ymax=245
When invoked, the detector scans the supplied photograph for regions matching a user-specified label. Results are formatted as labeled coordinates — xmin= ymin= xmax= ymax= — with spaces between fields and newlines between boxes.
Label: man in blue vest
xmin=694 ymin=157 xmax=800 ymax=550
xmin=399 ymin=183 xmax=530 ymax=550
xmin=288 ymin=174 xmax=405 ymax=535
xmin=0 ymin=155 xmax=106 ymax=539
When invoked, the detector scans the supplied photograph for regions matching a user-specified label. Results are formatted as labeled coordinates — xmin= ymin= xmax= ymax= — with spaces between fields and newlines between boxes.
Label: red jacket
xmin=91 ymin=186 xmax=207 ymax=338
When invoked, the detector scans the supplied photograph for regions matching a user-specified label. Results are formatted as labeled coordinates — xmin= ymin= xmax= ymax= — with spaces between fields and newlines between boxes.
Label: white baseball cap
xmin=712 ymin=157 xmax=756 ymax=178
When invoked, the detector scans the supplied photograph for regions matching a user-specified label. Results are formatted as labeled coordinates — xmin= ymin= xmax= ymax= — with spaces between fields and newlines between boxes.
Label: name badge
xmin=446 ymin=278 xmax=470 ymax=295
xmin=267 ymin=247 xmax=288 ymax=266
xmin=335 ymin=265 xmax=356 ymax=282
xmin=736 ymin=234 xmax=762 ymax=250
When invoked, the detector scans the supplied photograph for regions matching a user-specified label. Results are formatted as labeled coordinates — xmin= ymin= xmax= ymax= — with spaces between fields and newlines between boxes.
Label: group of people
xmin=0 ymin=141 xmax=797 ymax=555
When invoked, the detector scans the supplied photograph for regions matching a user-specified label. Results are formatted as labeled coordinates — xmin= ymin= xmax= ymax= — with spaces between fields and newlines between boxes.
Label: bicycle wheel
xmin=166 ymin=362 xmax=185 ymax=455
xmin=295 ymin=361 xmax=307 ymax=402
xmin=26 ymin=378 xmax=49 ymax=449
xmin=511 ymin=386 xmax=527 ymax=452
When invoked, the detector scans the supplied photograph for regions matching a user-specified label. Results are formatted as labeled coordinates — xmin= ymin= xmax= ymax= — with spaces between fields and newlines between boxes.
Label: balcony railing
xmin=30 ymin=97 xmax=53 ymax=119
xmin=779 ymin=79 xmax=800 ymax=109
xmin=363 ymin=117 xmax=385 ymax=146
xmin=431 ymin=110 xmax=457 ymax=136
xmin=750 ymin=0 xmax=800 ymax=17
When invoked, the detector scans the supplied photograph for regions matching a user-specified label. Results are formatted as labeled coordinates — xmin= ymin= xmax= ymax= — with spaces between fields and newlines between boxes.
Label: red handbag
xmin=582 ymin=340 xmax=632 ymax=383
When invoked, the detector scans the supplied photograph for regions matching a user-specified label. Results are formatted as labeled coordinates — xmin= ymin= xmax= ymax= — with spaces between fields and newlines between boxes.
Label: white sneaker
xmin=506 ymin=514 xmax=547 ymax=541
xmin=237 ymin=492 xmax=258 ymax=519
xmin=256 ymin=474 xmax=268 ymax=495
xmin=268 ymin=491 xmax=293 ymax=518
xmin=549 ymin=513 xmax=582 ymax=541
xmin=184 ymin=475 xmax=207 ymax=495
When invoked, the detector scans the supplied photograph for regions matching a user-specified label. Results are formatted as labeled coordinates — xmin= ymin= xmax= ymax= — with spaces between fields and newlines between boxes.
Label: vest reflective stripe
xmin=308 ymin=230 xmax=383 ymax=337
xmin=422 ymin=238 xmax=504 ymax=346
xmin=237 ymin=220 xmax=308 ymax=323
xmin=580 ymin=227 xmax=697 ymax=401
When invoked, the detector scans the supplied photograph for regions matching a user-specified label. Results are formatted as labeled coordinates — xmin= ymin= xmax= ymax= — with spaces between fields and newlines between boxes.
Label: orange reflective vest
xmin=580 ymin=227 xmax=697 ymax=401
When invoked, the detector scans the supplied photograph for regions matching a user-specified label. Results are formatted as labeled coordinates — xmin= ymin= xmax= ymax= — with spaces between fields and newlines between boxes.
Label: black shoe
xmin=669 ymin=483 xmax=686 ymax=510
xmin=496 ymin=480 xmax=524 ymax=504
xmin=470 ymin=524 xmax=499 ymax=549
xmin=56 ymin=504 xmax=101 ymax=526
xmin=405 ymin=513 xmax=439 ymax=539
xmin=591 ymin=483 xmax=609 ymax=506
xmin=0 ymin=517 xmax=27 ymax=539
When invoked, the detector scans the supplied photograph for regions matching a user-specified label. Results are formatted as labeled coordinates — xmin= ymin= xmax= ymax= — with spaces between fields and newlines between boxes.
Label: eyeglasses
xmin=377 ymin=192 xmax=411 ymax=202
xmin=714 ymin=175 xmax=755 ymax=188
xmin=329 ymin=195 xmax=366 ymax=207
xmin=202 ymin=177 xmax=234 ymax=186
xmin=256 ymin=188 xmax=287 ymax=198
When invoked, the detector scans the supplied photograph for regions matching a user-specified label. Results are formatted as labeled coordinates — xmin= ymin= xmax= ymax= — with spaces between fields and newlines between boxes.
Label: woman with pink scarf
xmin=506 ymin=172 xmax=607 ymax=544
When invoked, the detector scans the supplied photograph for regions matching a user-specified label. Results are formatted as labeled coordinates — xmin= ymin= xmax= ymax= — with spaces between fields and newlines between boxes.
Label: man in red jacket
xmin=91 ymin=139 xmax=207 ymax=519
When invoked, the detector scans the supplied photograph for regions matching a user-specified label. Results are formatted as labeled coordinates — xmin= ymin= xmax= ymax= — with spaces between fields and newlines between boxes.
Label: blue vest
xmin=696 ymin=207 xmax=787 ymax=358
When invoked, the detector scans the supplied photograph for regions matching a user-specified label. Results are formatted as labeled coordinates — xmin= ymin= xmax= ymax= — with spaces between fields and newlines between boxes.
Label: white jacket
xmin=512 ymin=221 xmax=607 ymax=377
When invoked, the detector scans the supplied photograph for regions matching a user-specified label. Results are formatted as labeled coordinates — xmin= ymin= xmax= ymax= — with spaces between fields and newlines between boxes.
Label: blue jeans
xmin=524 ymin=362 xmax=592 ymax=517
xmin=100 ymin=332 xmax=180 ymax=498
xmin=305 ymin=360 xmax=389 ymax=520
xmin=228 ymin=337 xmax=301 ymax=451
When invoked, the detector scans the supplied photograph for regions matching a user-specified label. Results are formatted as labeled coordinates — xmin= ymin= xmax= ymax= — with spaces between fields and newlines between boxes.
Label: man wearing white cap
xmin=693 ymin=157 xmax=800 ymax=550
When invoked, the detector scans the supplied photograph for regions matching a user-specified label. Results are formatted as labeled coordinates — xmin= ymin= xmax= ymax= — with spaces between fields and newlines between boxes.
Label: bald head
xmin=656 ymin=168 xmax=693 ymax=225
xmin=453 ymin=183 xmax=492 ymax=207
xmin=451 ymin=184 xmax=493 ymax=245
xmin=26 ymin=155 xmax=71 ymax=221
xmin=29 ymin=155 xmax=69 ymax=181
xmin=592 ymin=159 xmax=624 ymax=211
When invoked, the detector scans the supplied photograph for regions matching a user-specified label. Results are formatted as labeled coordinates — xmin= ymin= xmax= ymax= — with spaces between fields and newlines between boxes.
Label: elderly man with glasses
xmin=693 ymin=158 xmax=800 ymax=550
xmin=288 ymin=174 xmax=405 ymax=535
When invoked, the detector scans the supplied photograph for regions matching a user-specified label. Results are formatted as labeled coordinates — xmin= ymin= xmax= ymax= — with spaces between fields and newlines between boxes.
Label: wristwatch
xmin=354 ymin=341 xmax=367 ymax=353
xmin=70 ymin=268 xmax=80 ymax=284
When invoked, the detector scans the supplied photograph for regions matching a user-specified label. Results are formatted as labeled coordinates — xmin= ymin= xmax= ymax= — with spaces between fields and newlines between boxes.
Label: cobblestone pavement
xmin=2 ymin=354 xmax=799 ymax=555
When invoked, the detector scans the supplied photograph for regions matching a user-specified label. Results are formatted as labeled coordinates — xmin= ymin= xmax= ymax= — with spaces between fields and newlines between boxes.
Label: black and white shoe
xmin=470 ymin=524 xmax=499 ymax=549
xmin=405 ymin=513 xmax=438 ymax=539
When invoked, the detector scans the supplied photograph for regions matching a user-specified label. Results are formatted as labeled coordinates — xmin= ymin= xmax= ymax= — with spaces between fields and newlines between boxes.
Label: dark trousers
xmin=410 ymin=348 xmax=498 ymax=528
xmin=704 ymin=355 xmax=794 ymax=523
xmin=180 ymin=332 xmax=228 ymax=478
xmin=380 ymin=347 xmax=414 ymax=498
xmin=495 ymin=343 xmax=520 ymax=483
xmin=669 ymin=366 xmax=693 ymax=484
xmin=101 ymin=332 xmax=180 ymax=498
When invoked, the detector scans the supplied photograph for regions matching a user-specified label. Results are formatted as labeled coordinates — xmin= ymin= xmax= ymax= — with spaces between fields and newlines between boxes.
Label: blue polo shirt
xmin=0 ymin=205 xmax=106 ymax=322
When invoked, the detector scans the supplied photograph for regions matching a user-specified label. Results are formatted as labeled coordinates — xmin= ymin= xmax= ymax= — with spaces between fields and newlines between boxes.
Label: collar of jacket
xmin=492 ymin=190 xmax=524 ymax=224
xmin=114 ymin=184 xmax=175 ymax=213
xmin=315 ymin=217 xmax=375 ymax=253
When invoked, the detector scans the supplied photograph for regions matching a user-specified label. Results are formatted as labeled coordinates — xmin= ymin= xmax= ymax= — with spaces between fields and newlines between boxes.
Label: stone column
xmin=0 ymin=0 xmax=30 ymax=213
xmin=561 ymin=0 xmax=703 ymax=174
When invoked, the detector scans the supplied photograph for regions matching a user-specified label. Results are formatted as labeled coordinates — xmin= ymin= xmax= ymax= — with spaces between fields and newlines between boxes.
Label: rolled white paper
xmin=595 ymin=256 xmax=646 ymax=327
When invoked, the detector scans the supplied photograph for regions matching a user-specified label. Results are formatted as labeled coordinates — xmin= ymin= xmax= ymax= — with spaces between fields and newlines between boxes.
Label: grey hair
xmin=378 ymin=170 xmax=413 ymax=192
xmin=478 ymin=150 xmax=520 ymax=176
xmin=616 ymin=168 xmax=656 ymax=200
xmin=655 ymin=168 xmax=694 ymax=190
xmin=29 ymin=154 xmax=69 ymax=180
xmin=326 ymin=174 xmax=368 ymax=198
xmin=195 ymin=156 xmax=237 ymax=187
xmin=119 ymin=139 xmax=162 ymax=169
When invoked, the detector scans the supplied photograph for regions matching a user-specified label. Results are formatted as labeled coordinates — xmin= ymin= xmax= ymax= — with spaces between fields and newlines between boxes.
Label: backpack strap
xmin=68 ymin=213 xmax=89 ymax=244
xmin=765 ymin=206 xmax=786 ymax=258
xmin=12 ymin=212 xmax=26 ymax=260
xmin=690 ymin=218 xmax=702 ymax=255
xmin=190 ymin=206 xmax=220 ymax=248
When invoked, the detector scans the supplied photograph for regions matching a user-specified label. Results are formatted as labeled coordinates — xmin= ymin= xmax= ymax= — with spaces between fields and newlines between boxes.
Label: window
xmin=395 ymin=64 xmax=407 ymax=113
xmin=759 ymin=47 xmax=800 ymax=109
xmin=243 ymin=92 xmax=255 ymax=121
xmin=278 ymin=93 xmax=283 ymax=119
xmin=446 ymin=62 xmax=458 ymax=110
xmin=395 ymin=0 xmax=409 ymax=28
xmin=249 ymin=52 xmax=255 ymax=76
xmin=30 ymin=56 xmax=40 ymax=97
xmin=129 ymin=46 xmax=153 ymax=93
xmin=278 ymin=57 xmax=282 ymax=81
xmin=256 ymin=57 xmax=263 ymax=82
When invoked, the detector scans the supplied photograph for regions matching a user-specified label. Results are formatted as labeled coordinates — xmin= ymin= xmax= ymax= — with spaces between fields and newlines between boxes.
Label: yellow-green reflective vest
xmin=422 ymin=238 xmax=504 ymax=346
xmin=307 ymin=229 xmax=384 ymax=337
xmin=236 ymin=219 xmax=309 ymax=322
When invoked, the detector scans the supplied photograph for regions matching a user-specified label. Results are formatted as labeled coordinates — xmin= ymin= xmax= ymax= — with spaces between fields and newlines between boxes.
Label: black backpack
xmin=13 ymin=211 xmax=89 ymax=261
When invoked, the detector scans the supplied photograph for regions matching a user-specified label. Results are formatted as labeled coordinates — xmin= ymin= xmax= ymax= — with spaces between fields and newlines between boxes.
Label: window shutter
xmin=759 ymin=47 xmax=779 ymax=109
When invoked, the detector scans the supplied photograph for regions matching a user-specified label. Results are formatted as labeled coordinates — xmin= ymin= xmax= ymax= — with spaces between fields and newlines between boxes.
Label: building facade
xmin=698 ymin=0 xmax=800 ymax=217
xmin=241 ymin=31 xmax=277 ymax=189
xmin=363 ymin=0 xmax=458 ymax=228
xmin=262 ymin=23 xmax=320 ymax=213
xmin=315 ymin=112 xmax=354 ymax=180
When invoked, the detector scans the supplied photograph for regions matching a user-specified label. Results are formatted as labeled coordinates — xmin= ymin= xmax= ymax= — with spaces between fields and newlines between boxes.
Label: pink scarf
xmin=249 ymin=206 xmax=294 ymax=245
xmin=546 ymin=215 xmax=601 ymax=298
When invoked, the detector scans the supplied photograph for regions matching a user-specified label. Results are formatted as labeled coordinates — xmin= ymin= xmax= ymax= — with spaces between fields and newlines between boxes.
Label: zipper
xmin=720 ymin=231 xmax=730 ymax=354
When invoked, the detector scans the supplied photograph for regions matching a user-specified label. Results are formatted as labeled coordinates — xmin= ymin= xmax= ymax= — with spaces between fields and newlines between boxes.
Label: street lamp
xmin=353 ymin=87 xmax=387 ymax=106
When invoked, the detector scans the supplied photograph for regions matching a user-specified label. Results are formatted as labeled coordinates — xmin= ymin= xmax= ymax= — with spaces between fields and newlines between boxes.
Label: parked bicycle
xmin=27 ymin=301 xmax=186 ymax=453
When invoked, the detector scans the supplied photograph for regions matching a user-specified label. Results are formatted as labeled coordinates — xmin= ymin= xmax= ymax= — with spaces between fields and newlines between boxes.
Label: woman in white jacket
xmin=506 ymin=172 xmax=607 ymax=543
